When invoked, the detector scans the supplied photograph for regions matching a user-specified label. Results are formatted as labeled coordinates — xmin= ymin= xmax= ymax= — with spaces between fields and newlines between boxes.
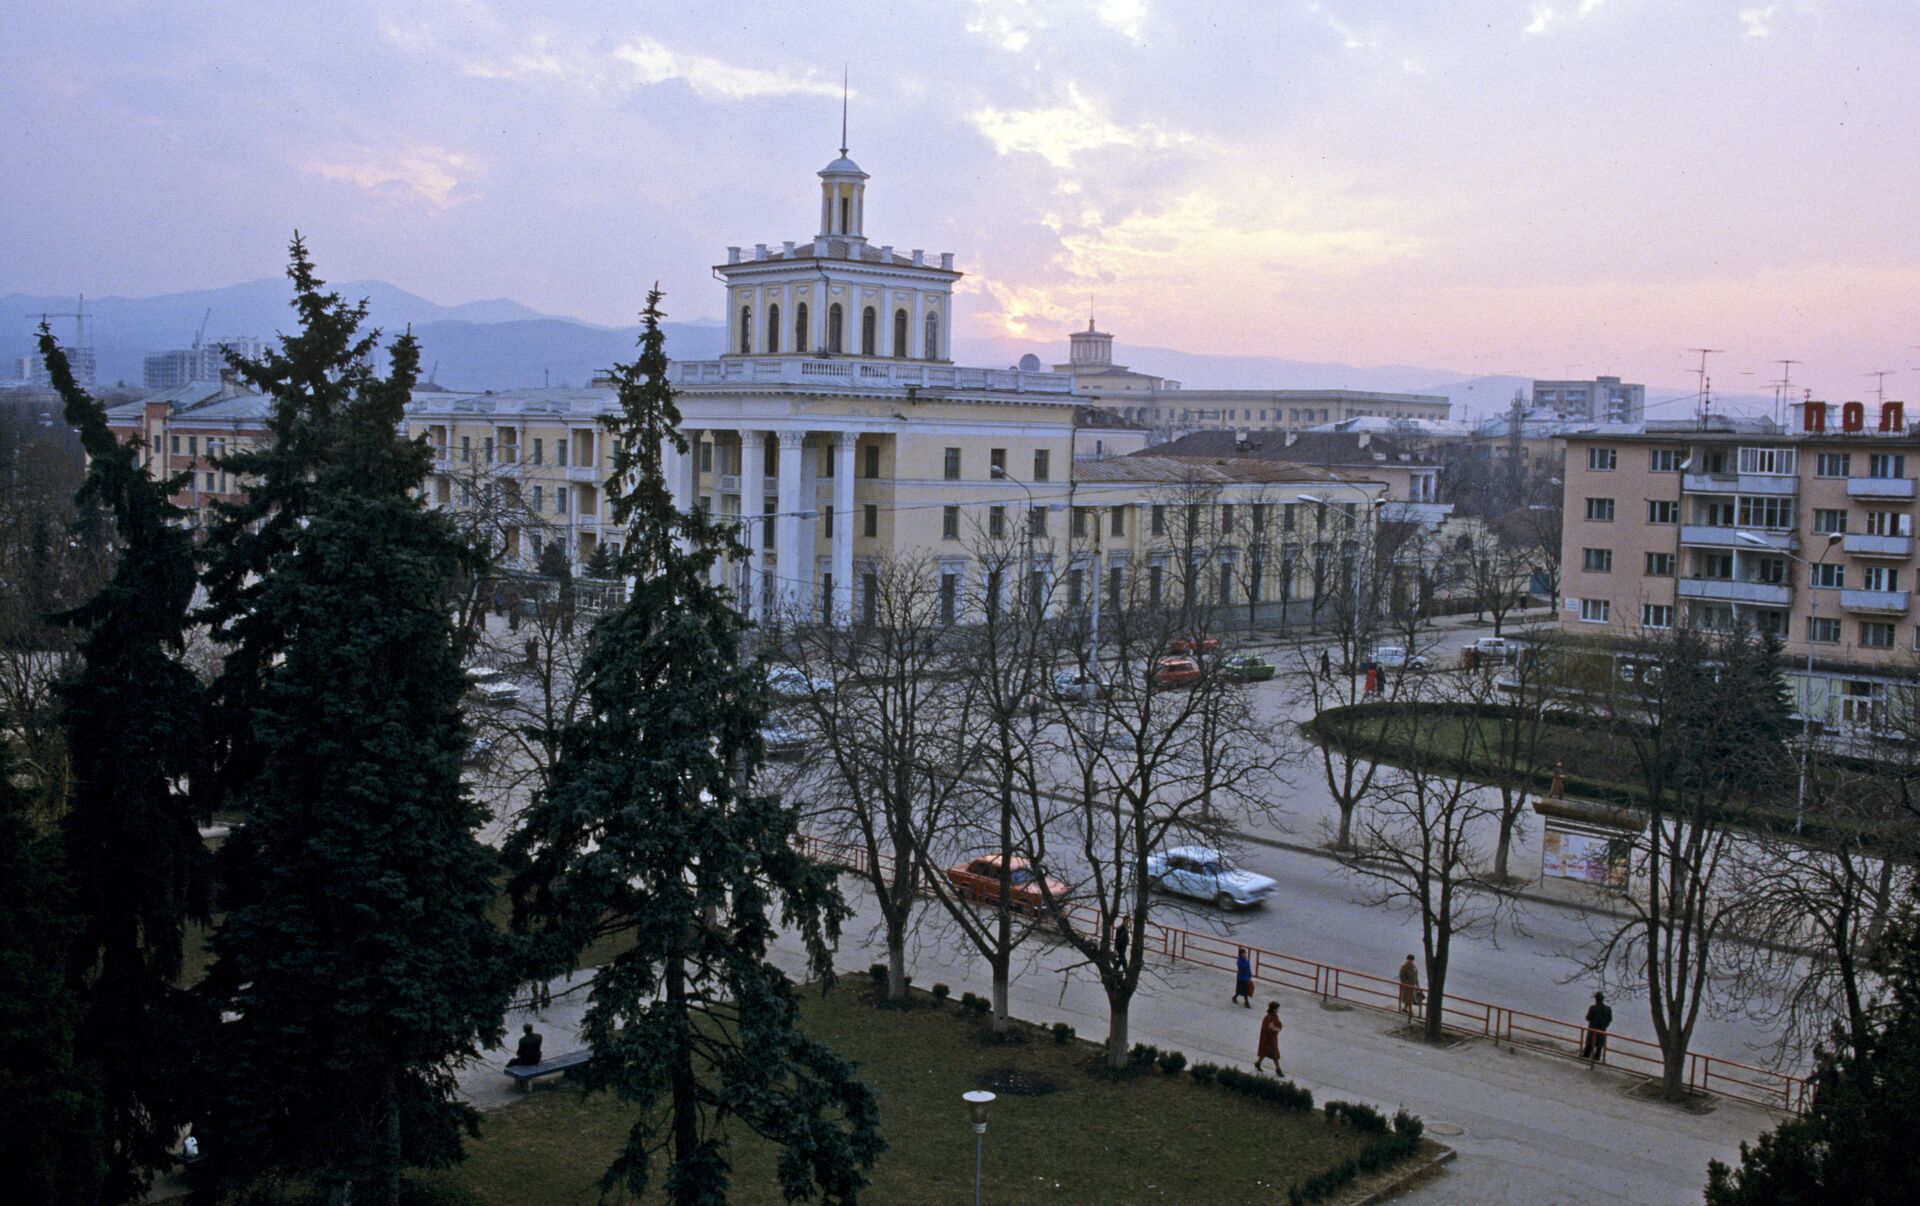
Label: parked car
xmin=465 ymin=667 xmax=522 ymax=705
xmin=1149 ymin=656 xmax=1203 ymax=688
xmin=1051 ymin=668 xmax=1111 ymax=702
xmin=760 ymin=720 xmax=808 ymax=759
xmin=767 ymin=665 xmax=833 ymax=700
xmin=1220 ymin=654 xmax=1276 ymax=683
xmin=1146 ymin=846 xmax=1278 ymax=911
xmin=463 ymin=736 xmax=496 ymax=764
xmin=944 ymin=854 xmax=1068 ymax=913
xmin=1168 ymin=635 xmax=1221 ymax=656
xmin=1366 ymin=645 xmax=1430 ymax=671
xmin=1464 ymin=636 xmax=1517 ymax=662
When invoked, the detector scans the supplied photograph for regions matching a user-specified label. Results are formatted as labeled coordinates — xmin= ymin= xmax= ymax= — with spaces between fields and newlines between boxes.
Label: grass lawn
xmin=422 ymin=979 xmax=1386 ymax=1205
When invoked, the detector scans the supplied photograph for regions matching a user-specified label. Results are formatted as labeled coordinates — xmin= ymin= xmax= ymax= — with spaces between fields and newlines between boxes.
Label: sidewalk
xmin=457 ymin=877 xmax=1774 ymax=1206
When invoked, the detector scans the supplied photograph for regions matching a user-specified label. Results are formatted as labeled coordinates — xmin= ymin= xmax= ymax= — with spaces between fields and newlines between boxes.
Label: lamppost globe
xmin=963 ymin=1091 xmax=996 ymax=1206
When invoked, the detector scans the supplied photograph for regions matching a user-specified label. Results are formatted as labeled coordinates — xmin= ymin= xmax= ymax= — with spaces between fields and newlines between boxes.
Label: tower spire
xmin=839 ymin=66 xmax=849 ymax=156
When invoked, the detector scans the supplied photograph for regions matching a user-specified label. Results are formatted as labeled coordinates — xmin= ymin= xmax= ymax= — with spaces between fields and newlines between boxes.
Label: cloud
xmin=612 ymin=38 xmax=842 ymax=99
xmin=1739 ymin=6 xmax=1779 ymax=37
xmin=1525 ymin=0 xmax=1607 ymax=36
xmin=299 ymin=143 xmax=481 ymax=210
xmin=1097 ymin=0 xmax=1148 ymax=39
xmin=965 ymin=1 xmax=1148 ymax=51
xmin=970 ymin=83 xmax=1195 ymax=169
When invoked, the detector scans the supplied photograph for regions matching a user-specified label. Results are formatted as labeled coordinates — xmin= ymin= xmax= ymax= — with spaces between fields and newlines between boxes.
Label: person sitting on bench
xmin=507 ymin=1023 xmax=543 ymax=1068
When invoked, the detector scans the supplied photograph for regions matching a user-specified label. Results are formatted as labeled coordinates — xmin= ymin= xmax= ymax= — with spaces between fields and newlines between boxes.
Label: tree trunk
xmin=1662 ymin=1044 xmax=1688 ymax=1102
xmin=374 ymin=1064 xmax=403 ymax=1206
xmin=666 ymin=954 xmax=701 ymax=1202
xmin=991 ymin=973 xmax=1009 ymax=1034
xmin=1334 ymin=801 xmax=1354 ymax=851
xmin=1423 ymin=962 xmax=1447 ymax=1043
xmin=1104 ymin=996 xmax=1130 ymax=1069
xmin=1493 ymin=806 xmax=1516 ymax=882
xmin=886 ymin=926 xmax=908 ymax=1002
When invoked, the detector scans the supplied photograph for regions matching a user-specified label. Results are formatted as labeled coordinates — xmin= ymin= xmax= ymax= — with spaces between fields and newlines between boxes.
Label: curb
xmin=1349 ymin=1142 xmax=1458 ymax=1206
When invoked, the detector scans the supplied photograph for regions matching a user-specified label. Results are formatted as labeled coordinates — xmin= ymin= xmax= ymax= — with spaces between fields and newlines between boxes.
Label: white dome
xmin=819 ymin=155 xmax=867 ymax=177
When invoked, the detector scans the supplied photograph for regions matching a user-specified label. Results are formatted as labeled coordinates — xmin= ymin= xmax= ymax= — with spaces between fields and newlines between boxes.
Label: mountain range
xmin=4 ymin=279 xmax=1759 ymax=422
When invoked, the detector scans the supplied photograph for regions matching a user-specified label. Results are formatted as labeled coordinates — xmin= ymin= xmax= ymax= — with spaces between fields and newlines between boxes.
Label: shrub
xmin=1212 ymin=1067 xmax=1315 ymax=1112
xmin=965 ymin=994 xmax=992 ymax=1017
xmin=1287 ymin=1120 xmax=1424 ymax=1202
xmin=1393 ymin=1109 xmax=1424 ymax=1141
xmin=932 ymin=983 xmax=951 ymax=1005
xmin=1128 ymin=1042 xmax=1161 ymax=1068
xmin=1050 ymin=1021 xmax=1075 ymax=1044
xmin=867 ymin=963 xmax=888 ymax=988
xmin=960 ymin=991 xmax=980 ymax=1011
xmin=1325 ymin=1100 xmax=1390 ymax=1134
xmin=1188 ymin=1062 xmax=1220 ymax=1085
xmin=1156 ymin=1050 xmax=1188 ymax=1075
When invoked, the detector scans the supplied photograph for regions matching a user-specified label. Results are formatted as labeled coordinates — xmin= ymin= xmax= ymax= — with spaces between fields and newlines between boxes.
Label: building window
xmin=940 ymin=573 xmax=958 ymax=625
xmin=699 ymin=441 xmax=712 ymax=472
xmin=1813 ymin=508 xmax=1848 ymax=534
xmin=1816 ymin=452 xmax=1851 ymax=478
xmin=864 ymin=444 xmax=880 ymax=478
xmin=1810 ymin=616 xmax=1842 ymax=643
xmin=1862 ymin=566 xmax=1898 ymax=592
xmin=990 ymin=448 xmax=1006 ymax=478
xmin=1646 ymin=500 xmax=1677 ymax=524
xmin=556 ymin=487 xmax=569 ymax=515
xmin=1738 ymin=447 xmax=1797 ymax=476
xmin=531 ymin=438 xmax=544 ymax=465
xmin=1754 ymin=556 xmax=1787 ymax=584
xmin=795 ymin=303 xmax=809 ymax=352
xmin=1862 ymin=621 xmax=1897 ymax=649
xmin=1033 ymin=449 xmax=1051 ymax=482
xmin=1111 ymin=507 xmax=1126 ymax=537
xmin=1029 ymin=507 xmax=1047 ymax=537
xmin=820 ymin=445 xmax=834 ymax=476
xmin=823 ymin=505 xmax=834 ymax=538
xmin=985 ymin=568 xmax=1002 ymax=619
xmin=1151 ymin=505 xmax=1166 ymax=536
xmin=170 ymin=435 xmax=180 ymax=454
xmin=1811 ymin=563 xmax=1845 ymax=588
xmin=1283 ymin=503 xmax=1296 ymax=532
xmin=739 ymin=305 xmax=752 ymax=354
xmin=1701 ymin=552 xmax=1734 ymax=580
xmin=1108 ymin=565 xmax=1124 ymax=612
xmin=861 ymin=307 xmax=876 ymax=355
xmin=924 ymin=311 xmax=939 ymax=360
xmin=766 ymin=303 xmax=781 ymax=354
xmin=1650 ymin=448 xmax=1684 ymax=472
xmin=1755 ymin=609 xmax=1788 ymax=638
xmin=942 ymin=506 xmax=959 ymax=539
xmin=1582 ymin=548 xmax=1613 ymax=573
xmin=1068 ymin=568 xmax=1084 ymax=609
xmin=989 ymin=506 xmax=1006 ymax=538
xmin=1645 ymin=552 xmax=1675 ymax=577
xmin=863 ymin=573 xmax=879 ymax=625
xmin=1585 ymin=498 xmax=1616 ymax=522
xmin=1870 ymin=453 xmax=1906 ymax=479
xmin=1865 ymin=510 xmax=1913 ymax=537
xmin=944 ymin=447 xmax=962 ymax=481
xmin=1642 ymin=604 xmax=1674 ymax=629
xmin=558 ymin=438 xmax=570 ymax=467
xmin=893 ymin=309 xmax=908 ymax=358
xmin=484 ymin=437 xmax=494 ymax=463
xmin=1580 ymin=599 xmax=1610 ymax=623
xmin=863 ymin=504 xmax=878 ymax=538
xmin=1738 ymin=497 xmax=1795 ymax=530
xmin=532 ymin=485 xmax=544 ymax=512
xmin=1587 ymin=447 xmax=1617 ymax=472
xmin=1149 ymin=564 xmax=1164 ymax=607
xmin=828 ymin=303 xmax=844 ymax=352
xmin=1072 ymin=507 xmax=1089 ymax=538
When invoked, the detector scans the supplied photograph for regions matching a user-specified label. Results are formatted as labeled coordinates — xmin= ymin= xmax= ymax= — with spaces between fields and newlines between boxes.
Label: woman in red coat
xmin=1255 ymin=1001 xmax=1283 ymax=1075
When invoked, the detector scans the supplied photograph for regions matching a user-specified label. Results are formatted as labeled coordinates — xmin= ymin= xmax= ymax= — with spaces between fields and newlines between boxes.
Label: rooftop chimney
xmin=727 ymin=247 xmax=742 ymax=264
xmin=940 ymin=252 xmax=955 ymax=270
xmin=754 ymin=243 xmax=769 ymax=261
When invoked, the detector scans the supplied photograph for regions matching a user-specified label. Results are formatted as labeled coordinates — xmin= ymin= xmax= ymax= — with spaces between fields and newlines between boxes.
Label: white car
xmin=465 ymin=667 xmax=522 ymax=705
xmin=1465 ymin=637 xmax=1516 ymax=662
xmin=1146 ymin=846 xmax=1278 ymax=911
xmin=766 ymin=665 xmax=833 ymax=700
xmin=760 ymin=720 xmax=808 ymax=759
xmin=1369 ymin=645 xmax=1430 ymax=671
xmin=1050 ymin=668 xmax=1110 ymax=702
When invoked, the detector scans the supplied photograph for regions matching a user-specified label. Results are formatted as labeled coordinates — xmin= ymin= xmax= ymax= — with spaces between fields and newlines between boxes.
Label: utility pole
xmin=1685 ymin=347 xmax=1723 ymax=427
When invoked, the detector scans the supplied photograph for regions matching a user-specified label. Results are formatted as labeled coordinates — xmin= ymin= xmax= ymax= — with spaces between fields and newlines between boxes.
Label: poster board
xmin=1541 ymin=821 xmax=1631 ymax=890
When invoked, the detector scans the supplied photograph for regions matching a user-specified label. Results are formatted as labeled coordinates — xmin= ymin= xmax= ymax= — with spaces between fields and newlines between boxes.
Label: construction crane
xmin=33 ymin=295 xmax=93 ymax=384
xmin=192 ymin=306 xmax=211 ymax=351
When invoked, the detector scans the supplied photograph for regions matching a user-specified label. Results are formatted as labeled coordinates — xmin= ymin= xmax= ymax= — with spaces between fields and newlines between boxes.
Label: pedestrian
xmin=1114 ymin=917 xmax=1130 ymax=967
xmin=1364 ymin=665 xmax=1381 ymax=698
xmin=1318 ymin=648 xmax=1332 ymax=679
xmin=1581 ymin=991 xmax=1613 ymax=1063
xmin=506 ymin=1022 xmax=544 ymax=1068
xmin=1397 ymin=954 xmax=1420 ymax=1021
xmin=1809 ymin=1045 xmax=1840 ymax=1111
xmin=1232 ymin=947 xmax=1254 ymax=1008
xmin=1254 ymin=1001 xmax=1284 ymax=1074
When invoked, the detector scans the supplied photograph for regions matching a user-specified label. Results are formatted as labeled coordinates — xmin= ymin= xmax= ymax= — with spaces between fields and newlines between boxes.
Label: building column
xmin=740 ymin=430 xmax=765 ymax=619
xmin=680 ymin=429 xmax=702 ymax=513
xmin=775 ymin=430 xmax=806 ymax=619
xmin=661 ymin=434 xmax=684 ymax=513
xmin=833 ymin=432 xmax=857 ymax=623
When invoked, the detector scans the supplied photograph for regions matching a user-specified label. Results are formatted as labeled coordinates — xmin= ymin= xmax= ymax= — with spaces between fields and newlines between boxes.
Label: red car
xmin=1149 ymin=656 xmax=1203 ymax=688
xmin=945 ymin=855 xmax=1067 ymax=912
xmin=1168 ymin=635 xmax=1221 ymax=656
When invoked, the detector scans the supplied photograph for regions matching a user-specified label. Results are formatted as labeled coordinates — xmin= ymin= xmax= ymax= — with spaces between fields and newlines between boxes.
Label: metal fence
xmin=790 ymin=830 xmax=1808 ymax=1114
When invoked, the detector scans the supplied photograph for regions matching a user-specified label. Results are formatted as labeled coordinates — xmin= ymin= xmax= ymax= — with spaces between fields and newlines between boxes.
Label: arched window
xmin=861 ymin=307 xmax=876 ymax=356
xmin=838 ymin=194 xmax=851 ymax=234
xmin=828 ymin=303 xmax=844 ymax=353
xmin=738 ymin=305 xmax=752 ymax=354
xmin=766 ymin=303 xmax=780 ymax=354
xmin=893 ymin=309 xmax=908 ymax=358
xmin=924 ymin=311 xmax=940 ymax=360
xmin=795 ymin=303 xmax=809 ymax=352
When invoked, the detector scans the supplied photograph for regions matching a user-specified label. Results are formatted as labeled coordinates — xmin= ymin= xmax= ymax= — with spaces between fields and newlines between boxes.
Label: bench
xmin=503 ymin=1048 xmax=592 ymax=1091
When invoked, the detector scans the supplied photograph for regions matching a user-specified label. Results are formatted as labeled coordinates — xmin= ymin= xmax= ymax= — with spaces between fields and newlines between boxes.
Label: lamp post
xmin=963 ymin=1090 xmax=996 ymax=1205
xmin=1736 ymin=528 xmax=1842 ymax=833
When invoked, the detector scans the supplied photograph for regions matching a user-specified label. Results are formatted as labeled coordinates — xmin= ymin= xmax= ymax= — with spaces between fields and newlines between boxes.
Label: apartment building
xmin=104 ymin=377 xmax=271 ymax=523
xmin=1534 ymin=376 xmax=1645 ymax=424
xmin=1559 ymin=403 xmax=1918 ymax=729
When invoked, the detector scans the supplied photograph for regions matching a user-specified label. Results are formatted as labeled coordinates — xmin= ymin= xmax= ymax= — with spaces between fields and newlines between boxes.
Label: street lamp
xmin=962 ymin=1090 xmax=996 ymax=1206
xmin=1736 ymin=528 xmax=1842 ymax=833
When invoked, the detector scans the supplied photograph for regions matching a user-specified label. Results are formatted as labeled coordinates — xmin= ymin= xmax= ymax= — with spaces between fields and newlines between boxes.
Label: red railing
xmin=790 ymin=830 xmax=1808 ymax=1114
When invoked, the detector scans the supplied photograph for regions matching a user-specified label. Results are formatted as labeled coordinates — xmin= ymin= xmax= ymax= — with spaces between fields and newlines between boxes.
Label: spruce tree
xmin=39 ymin=324 xmax=207 ymax=1201
xmin=199 ymin=242 xmax=513 ymax=1205
xmin=506 ymin=288 xmax=881 ymax=1203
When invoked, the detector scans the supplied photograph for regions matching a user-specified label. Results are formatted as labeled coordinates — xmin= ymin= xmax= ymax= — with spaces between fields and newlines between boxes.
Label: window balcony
xmin=1677 ymin=578 xmax=1792 ymax=606
xmin=566 ymin=464 xmax=599 ymax=483
xmin=1841 ymin=589 xmax=1910 ymax=614
xmin=1842 ymin=533 xmax=1913 ymax=558
xmin=1680 ymin=525 xmax=1793 ymax=550
xmin=1682 ymin=473 xmax=1798 ymax=496
xmin=1847 ymin=477 xmax=1916 ymax=500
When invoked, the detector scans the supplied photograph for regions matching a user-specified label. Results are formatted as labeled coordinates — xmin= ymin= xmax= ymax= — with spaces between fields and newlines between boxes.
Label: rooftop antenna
xmin=1685 ymin=347 xmax=1723 ymax=424
xmin=839 ymin=65 xmax=848 ymax=156
xmin=1775 ymin=358 xmax=1801 ymax=428
xmin=1867 ymin=369 xmax=1894 ymax=406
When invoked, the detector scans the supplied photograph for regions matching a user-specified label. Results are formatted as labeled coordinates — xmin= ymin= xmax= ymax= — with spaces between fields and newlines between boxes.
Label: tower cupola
xmin=818 ymin=152 xmax=868 ymax=242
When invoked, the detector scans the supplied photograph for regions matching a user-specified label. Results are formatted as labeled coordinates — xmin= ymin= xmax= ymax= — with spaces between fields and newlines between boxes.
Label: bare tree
xmin=1470 ymin=623 xmax=1557 ymax=882
xmin=1342 ymin=664 xmax=1511 ymax=1041
xmin=1458 ymin=520 xmax=1529 ymax=635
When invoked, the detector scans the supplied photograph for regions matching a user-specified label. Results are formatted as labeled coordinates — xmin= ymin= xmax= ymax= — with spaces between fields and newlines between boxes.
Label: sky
xmin=4 ymin=0 xmax=1918 ymax=400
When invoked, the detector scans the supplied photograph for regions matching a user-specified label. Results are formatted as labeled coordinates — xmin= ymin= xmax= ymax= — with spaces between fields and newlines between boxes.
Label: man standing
xmin=1318 ymin=648 xmax=1332 ymax=679
xmin=506 ymin=1022 xmax=544 ymax=1068
xmin=1232 ymin=948 xmax=1254 ymax=1008
xmin=1397 ymin=954 xmax=1421 ymax=1021
xmin=1582 ymin=992 xmax=1613 ymax=1063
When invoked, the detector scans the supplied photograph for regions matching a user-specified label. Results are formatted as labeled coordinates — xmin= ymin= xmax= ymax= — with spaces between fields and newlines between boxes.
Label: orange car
xmin=945 ymin=855 xmax=1067 ymax=912
xmin=1168 ymin=635 xmax=1221 ymax=656
xmin=1150 ymin=656 xmax=1203 ymax=688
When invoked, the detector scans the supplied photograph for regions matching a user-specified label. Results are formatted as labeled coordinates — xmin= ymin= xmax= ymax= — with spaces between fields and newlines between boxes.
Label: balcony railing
xmin=1847 ymin=477 xmax=1917 ymax=500
xmin=1679 ymin=525 xmax=1793 ymax=550
xmin=666 ymin=356 xmax=1075 ymax=395
xmin=1677 ymin=578 xmax=1793 ymax=606
xmin=1842 ymin=533 xmax=1913 ymax=558
xmin=1841 ymin=588 xmax=1910 ymax=614
xmin=1682 ymin=473 xmax=1798 ymax=496
xmin=566 ymin=464 xmax=599 ymax=483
